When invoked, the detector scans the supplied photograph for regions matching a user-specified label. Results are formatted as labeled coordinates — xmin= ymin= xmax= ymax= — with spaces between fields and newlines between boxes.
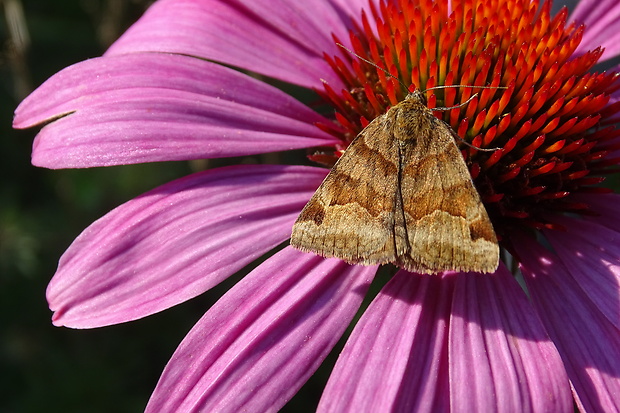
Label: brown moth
xmin=290 ymin=89 xmax=499 ymax=274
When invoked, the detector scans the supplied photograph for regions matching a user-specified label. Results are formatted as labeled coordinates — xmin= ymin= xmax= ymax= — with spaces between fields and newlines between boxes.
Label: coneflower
xmin=14 ymin=0 xmax=620 ymax=411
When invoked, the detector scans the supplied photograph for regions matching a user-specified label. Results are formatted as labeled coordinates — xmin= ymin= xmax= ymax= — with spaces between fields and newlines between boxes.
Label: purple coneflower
xmin=13 ymin=0 xmax=620 ymax=411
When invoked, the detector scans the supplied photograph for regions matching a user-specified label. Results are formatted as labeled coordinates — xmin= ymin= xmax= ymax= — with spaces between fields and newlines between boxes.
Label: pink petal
xmin=329 ymin=0 xmax=377 ymax=17
xmin=14 ymin=54 xmax=337 ymax=169
xmin=146 ymin=248 xmax=377 ymax=413
xmin=106 ymin=0 xmax=370 ymax=88
xmin=577 ymin=193 xmax=620 ymax=233
xmin=544 ymin=216 xmax=620 ymax=329
xmin=319 ymin=270 xmax=453 ymax=412
xmin=516 ymin=235 xmax=620 ymax=412
xmin=49 ymin=165 xmax=328 ymax=328
xmin=449 ymin=268 xmax=571 ymax=412
xmin=230 ymin=0 xmax=368 ymax=61
xmin=321 ymin=267 xmax=571 ymax=412
xmin=571 ymin=0 xmax=620 ymax=62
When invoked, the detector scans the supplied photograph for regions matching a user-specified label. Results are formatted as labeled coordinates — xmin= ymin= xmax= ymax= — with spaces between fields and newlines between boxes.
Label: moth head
xmin=407 ymin=89 xmax=427 ymax=106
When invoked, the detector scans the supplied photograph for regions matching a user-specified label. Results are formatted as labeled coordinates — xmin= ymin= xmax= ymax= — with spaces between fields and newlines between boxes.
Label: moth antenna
xmin=432 ymin=93 xmax=501 ymax=152
xmin=454 ymin=135 xmax=500 ymax=152
xmin=336 ymin=44 xmax=503 ymax=152
xmin=425 ymin=85 xmax=508 ymax=92
xmin=427 ymin=85 xmax=507 ymax=110
xmin=336 ymin=43 xmax=409 ymax=93
xmin=431 ymin=92 xmax=478 ymax=111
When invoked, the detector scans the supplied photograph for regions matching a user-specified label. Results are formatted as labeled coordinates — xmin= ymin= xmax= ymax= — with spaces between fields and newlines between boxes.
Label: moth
xmin=290 ymin=89 xmax=499 ymax=274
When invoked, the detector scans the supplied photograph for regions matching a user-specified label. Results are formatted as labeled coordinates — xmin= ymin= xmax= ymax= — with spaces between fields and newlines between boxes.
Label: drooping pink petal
xmin=228 ymin=0 xmax=371 ymax=61
xmin=106 ymin=0 xmax=372 ymax=89
xmin=146 ymin=247 xmax=377 ymax=413
xmin=571 ymin=0 xmax=620 ymax=61
xmin=329 ymin=0 xmax=377 ymax=17
xmin=543 ymin=216 xmax=620 ymax=330
xmin=516 ymin=236 xmax=620 ymax=413
xmin=319 ymin=270 xmax=452 ymax=412
xmin=321 ymin=266 xmax=572 ymax=412
xmin=449 ymin=268 xmax=572 ymax=413
xmin=576 ymin=193 xmax=620 ymax=233
xmin=48 ymin=165 xmax=328 ymax=328
xmin=14 ymin=54 xmax=337 ymax=169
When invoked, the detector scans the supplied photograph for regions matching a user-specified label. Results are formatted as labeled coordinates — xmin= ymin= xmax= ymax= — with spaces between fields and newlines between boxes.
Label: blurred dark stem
xmin=4 ymin=0 xmax=32 ymax=99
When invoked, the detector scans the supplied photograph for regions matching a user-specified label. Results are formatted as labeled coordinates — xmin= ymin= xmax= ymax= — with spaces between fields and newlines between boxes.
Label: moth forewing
xmin=290 ymin=90 xmax=499 ymax=274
